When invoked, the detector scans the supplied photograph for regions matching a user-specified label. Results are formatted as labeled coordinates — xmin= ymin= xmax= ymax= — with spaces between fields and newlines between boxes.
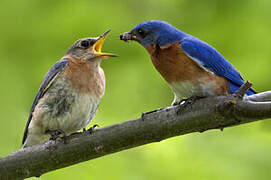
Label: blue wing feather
xmin=180 ymin=38 xmax=255 ymax=94
xmin=22 ymin=58 xmax=69 ymax=144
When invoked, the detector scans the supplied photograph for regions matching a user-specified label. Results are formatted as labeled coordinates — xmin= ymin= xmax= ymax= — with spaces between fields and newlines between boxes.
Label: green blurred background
xmin=1 ymin=0 xmax=271 ymax=179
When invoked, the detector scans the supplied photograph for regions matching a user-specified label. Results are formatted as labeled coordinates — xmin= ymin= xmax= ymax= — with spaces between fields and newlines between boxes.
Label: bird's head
xmin=120 ymin=20 xmax=183 ymax=50
xmin=66 ymin=30 xmax=117 ymax=61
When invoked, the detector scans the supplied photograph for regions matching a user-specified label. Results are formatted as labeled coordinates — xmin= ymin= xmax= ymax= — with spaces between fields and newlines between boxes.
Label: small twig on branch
xmin=234 ymin=81 xmax=253 ymax=98
xmin=0 ymin=84 xmax=271 ymax=179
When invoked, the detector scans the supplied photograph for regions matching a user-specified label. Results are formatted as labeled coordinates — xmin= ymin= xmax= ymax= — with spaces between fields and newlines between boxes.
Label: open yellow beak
xmin=93 ymin=29 xmax=118 ymax=58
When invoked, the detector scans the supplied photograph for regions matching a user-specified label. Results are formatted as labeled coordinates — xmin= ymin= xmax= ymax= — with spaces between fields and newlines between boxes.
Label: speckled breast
xmin=32 ymin=76 xmax=100 ymax=134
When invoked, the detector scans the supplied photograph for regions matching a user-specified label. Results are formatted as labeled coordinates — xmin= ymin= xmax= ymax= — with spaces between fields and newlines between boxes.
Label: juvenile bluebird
xmin=120 ymin=20 xmax=256 ymax=105
xmin=22 ymin=30 xmax=117 ymax=148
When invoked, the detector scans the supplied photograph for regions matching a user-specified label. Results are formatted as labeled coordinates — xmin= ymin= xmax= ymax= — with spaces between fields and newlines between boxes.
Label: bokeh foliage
xmin=0 ymin=0 xmax=271 ymax=179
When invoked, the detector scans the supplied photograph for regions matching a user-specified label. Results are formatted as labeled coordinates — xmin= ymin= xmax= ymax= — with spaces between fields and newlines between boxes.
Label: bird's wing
xmin=22 ymin=59 xmax=69 ymax=145
xmin=180 ymin=38 xmax=245 ymax=87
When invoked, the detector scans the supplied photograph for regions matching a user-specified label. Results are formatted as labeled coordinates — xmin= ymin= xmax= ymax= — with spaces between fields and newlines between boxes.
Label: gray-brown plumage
xmin=23 ymin=30 xmax=117 ymax=148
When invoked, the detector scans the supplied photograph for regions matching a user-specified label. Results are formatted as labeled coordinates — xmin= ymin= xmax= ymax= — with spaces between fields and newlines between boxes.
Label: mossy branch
xmin=1 ymin=82 xmax=271 ymax=179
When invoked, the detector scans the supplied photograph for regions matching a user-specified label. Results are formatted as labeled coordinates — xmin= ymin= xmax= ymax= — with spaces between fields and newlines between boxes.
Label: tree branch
xmin=1 ymin=86 xmax=271 ymax=179
xmin=244 ymin=91 xmax=271 ymax=102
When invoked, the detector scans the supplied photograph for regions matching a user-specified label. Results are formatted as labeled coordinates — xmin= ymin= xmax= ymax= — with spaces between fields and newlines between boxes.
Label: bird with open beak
xmin=22 ymin=30 xmax=117 ymax=148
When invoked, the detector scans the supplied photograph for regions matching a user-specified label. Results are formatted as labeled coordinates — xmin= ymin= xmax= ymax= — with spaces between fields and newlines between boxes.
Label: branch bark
xmin=1 ymin=85 xmax=271 ymax=179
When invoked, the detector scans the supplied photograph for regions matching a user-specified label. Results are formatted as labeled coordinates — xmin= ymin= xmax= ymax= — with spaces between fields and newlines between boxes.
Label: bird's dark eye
xmin=80 ymin=40 xmax=90 ymax=48
xmin=137 ymin=28 xmax=146 ymax=38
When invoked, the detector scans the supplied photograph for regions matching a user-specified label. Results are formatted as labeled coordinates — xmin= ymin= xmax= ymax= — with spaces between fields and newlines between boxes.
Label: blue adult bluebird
xmin=22 ymin=30 xmax=117 ymax=148
xmin=120 ymin=20 xmax=256 ymax=105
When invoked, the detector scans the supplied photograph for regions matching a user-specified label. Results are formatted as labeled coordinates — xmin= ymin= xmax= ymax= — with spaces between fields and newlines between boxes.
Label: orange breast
xmin=62 ymin=58 xmax=105 ymax=98
xmin=147 ymin=42 xmax=228 ymax=96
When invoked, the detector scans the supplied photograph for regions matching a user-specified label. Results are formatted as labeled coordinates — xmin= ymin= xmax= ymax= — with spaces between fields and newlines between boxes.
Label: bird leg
xmin=45 ymin=129 xmax=68 ymax=144
xmin=142 ymin=96 xmax=205 ymax=118
xmin=178 ymin=96 xmax=205 ymax=106
xmin=172 ymin=100 xmax=185 ymax=106
xmin=172 ymin=94 xmax=183 ymax=106
xmin=86 ymin=124 xmax=100 ymax=134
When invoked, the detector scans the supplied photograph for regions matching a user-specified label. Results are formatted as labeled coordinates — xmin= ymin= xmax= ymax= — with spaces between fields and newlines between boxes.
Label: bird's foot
xmin=172 ymin=100 xmax=185 ymax=106
xmin=45 ymin=129 xmax=68 ymax=144
xmin=86 ymin=124 xmax=100 ymax=134
xmin=180 ymin=96 xmax=205 ymax=106
xmin=176 ymin=96 xmax=205 ymax=116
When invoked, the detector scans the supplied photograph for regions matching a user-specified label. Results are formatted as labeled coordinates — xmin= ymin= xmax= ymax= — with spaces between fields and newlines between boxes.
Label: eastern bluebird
xmin=120 ymin=20 xmax=256 ymax=105
xmin=22 ymin=30 xmax=117 ymax=148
